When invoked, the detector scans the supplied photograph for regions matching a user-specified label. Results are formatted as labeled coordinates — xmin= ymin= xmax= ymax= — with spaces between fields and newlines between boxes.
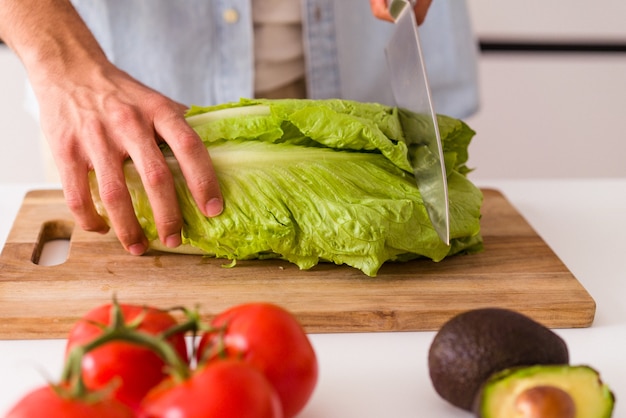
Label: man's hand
xmin=40 ymin=65 xmax=223 ymax=255
xmin=369 ymin=0 xmax=433 ymax=24
xmin=0 ymin=0 xmax=223 ymax=255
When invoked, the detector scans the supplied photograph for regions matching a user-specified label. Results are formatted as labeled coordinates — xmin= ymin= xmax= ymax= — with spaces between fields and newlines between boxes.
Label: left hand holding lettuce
xmin=90 ymin=98 xmax=483 ymax=276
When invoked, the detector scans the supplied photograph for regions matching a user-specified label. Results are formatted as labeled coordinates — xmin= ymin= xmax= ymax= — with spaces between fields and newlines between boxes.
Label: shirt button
xmin=223 ymin=8 xmax=239 ymax=23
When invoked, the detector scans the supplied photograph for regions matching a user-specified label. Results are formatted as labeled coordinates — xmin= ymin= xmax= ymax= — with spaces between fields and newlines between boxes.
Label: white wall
xmin=466 ymin=0 xmax=626 ymax=42
xmin=463 ymin=0 xmax=626 ymax=180
xmin=0 ymin=47 xmax=43 ymax=183
xmin=465 ymin=53 xmax=626 ymax=180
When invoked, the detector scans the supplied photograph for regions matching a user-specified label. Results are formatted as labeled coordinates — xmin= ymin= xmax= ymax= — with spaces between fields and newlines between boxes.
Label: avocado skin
xmin=473 ymin=364 xmax=615 ymax=418
xmin=428 ymin=308 xmax=569 ymax=411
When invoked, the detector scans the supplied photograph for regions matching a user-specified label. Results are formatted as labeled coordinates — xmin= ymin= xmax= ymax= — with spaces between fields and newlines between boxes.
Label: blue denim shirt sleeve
xmin=25 ymin=0 xmax=478 ymax=119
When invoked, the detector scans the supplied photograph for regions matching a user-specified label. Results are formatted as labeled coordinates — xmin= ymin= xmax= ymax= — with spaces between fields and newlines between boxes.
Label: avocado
xmin=474 ymin=364 xmax=615 ymax=418
xmin=428 ymin=308 xmax=569 ymax=411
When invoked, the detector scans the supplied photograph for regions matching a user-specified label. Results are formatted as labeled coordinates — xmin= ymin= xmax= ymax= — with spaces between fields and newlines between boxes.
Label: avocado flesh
xmin=476 ymin=365 xmax=615 ymax=418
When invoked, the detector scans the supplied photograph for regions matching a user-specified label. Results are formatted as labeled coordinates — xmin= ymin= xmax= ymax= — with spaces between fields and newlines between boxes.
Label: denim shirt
xmin=62 ymin=0 xmax=479 ymax=118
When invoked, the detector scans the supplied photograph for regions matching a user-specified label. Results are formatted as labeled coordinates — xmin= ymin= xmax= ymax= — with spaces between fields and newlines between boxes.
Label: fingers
xmin=91 ymin=157 xmax=149 ymax=255
xmin=54 ymin=117 xmax=152 ymax=255
xmin=369 ymin=0 xmax=432 ymax=24
xmin=32 ymin=52 xmax=225 ymax=257
xmin=52 ymin=105 xmax=185 ymax=256
xmin=85 ymin=101 xmax=222 ymax=255
xmin=55 ymin=134 xmax=149 ymax=255
xmin=154 ymin=106 xmax=224 ymax=218
xmin=121 ymin=108 xmax=184 ymax=250
xmin=98 ymin=102 xmax=204 ymax=253
xmin=34 ymin=62 xmax=221 ymax=256
xmin=52 ymin=97 xmax=223 ymax=256
xmin=57 ymin=154 xmax=110 ymax=235
xmin=369 ymin=0 xmax=394 ymax=22
xmin=413 ymin=0 xmax=433 ymax=25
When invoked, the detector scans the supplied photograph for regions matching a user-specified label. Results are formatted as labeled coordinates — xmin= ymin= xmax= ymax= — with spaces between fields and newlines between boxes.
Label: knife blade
xmin=385 ymin=0 xmax=450 ymax=245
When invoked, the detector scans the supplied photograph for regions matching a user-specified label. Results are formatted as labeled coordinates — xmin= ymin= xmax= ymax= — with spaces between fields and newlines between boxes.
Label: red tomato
xmin=5 ymin=385 xmax=135 ymax=418
xmin=140 ymin=359 xmax=283 ymax=418
xmin=65 ymin=303 xmax=189 ymax=410
xmin=197 ymin=303 xmax=318 ymax=418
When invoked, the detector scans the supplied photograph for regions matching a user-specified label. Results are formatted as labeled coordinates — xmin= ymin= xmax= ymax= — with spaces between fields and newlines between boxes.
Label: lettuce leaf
xmin=91 ymin=98 xmax=483 ymax=276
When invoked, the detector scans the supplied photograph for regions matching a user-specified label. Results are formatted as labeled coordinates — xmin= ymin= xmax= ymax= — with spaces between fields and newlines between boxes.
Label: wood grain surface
xmin=0 ymin=189 xmax=595 ymax=339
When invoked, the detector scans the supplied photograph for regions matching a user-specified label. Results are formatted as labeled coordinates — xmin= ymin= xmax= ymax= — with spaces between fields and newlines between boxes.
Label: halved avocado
xmin=474 ymin=365 xmax=615 ymax=418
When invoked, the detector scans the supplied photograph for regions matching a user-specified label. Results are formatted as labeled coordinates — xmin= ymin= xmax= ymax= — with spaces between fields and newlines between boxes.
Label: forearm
xmin=0 ymin=0 xmax=110 ymax=87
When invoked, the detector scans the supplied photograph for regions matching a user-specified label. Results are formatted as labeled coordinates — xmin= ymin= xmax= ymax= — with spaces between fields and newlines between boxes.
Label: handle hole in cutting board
xmin=31 ymin=220 xmax=74 ymax=266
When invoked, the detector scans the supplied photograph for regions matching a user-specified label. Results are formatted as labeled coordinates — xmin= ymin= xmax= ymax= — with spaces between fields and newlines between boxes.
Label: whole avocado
xmin=428 ymin=307 xmax=569 ymax=411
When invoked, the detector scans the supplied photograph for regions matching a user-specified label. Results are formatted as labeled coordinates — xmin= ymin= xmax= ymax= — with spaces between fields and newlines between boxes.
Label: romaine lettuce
xmin=91 ymin=98 xmax=483 ymax=276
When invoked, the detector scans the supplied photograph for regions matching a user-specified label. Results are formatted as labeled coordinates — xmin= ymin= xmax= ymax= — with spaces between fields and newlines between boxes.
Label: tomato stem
xmin=196 ymin=323 xmax=230 ymax=365
xmin=60 ymin=301 xmax=204 ymax=398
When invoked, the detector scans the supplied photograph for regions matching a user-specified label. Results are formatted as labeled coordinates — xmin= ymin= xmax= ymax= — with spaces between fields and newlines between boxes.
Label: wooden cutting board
xmin=0 ymin=189 xmax=595 ymax=339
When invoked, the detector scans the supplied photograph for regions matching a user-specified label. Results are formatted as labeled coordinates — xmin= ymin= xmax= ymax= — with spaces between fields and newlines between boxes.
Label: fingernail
xmin=165 ymin=233 xmax=182 ymax=248
xmin=128 ymin=242 xmax=146 ymax=256
xmin=205 ymin=198 xmax=224 ymax=217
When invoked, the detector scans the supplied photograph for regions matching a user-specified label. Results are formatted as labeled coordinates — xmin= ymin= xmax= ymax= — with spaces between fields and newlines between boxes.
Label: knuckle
xmin=191 ymin=172 xmax=220 ymax=191
xmin=97 ymin=179 xmax=129 ymax=206
xmin=63 ymin=188 xmax=91 ymax=214
xmin=173 ymin=129 xmax=203 ymax=154
xmin=64 ymin=190 xmax=104 ymax=232
xmin=108 ymin=105 xmax=142 ymax=127
xmin=82 ymin=117 xmax=108 ymax=138
xmin=142 ymin=160 xmax=172 ymax=189
xmin=157 ymin=215 xmax=182 ymax=233
xmin=64 ymin=189 xmax=91 ymax=216
xmin=54 ymin=141 xmax=78 ymax=161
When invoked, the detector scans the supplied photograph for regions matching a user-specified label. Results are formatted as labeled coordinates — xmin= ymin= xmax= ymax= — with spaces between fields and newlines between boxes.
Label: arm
xmin=0 ymin=0 xmax=223 ymax=255
xmin=369 ymin=0 xmax=433 ymax=24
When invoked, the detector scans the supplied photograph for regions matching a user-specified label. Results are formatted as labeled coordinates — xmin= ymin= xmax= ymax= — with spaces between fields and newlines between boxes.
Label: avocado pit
xmin=515 ymin=385 xmax=576 ymax=418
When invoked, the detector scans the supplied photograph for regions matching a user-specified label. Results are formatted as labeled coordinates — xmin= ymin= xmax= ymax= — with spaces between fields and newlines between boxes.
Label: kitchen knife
xmin=385 ymin=0 xmax=450 ymax=245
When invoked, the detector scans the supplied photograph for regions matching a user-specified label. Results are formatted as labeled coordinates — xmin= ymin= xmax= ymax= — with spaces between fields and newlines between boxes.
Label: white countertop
xmin=1 ymin=179 xmax=624 ymax=417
